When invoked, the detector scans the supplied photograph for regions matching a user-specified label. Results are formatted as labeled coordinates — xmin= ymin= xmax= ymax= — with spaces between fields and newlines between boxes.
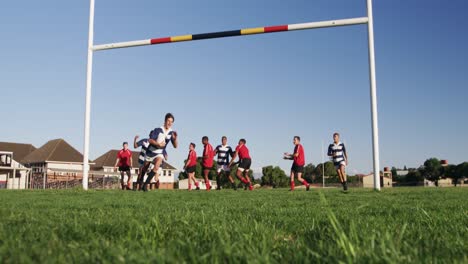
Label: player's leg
xmin=244 ymin=170 xmax=253 ymax=191
xmin=216 ymin=168 xmax=222 ymax=190
xmin=188 ymin=172 xmax=194 ymax=191
xmin=126 ymin=170 xmax=132 ymax=189
xmin=137 ymin=162 xmax=149 ymax=190
xmin=142 ymin=157 xmax=163 ymax=192
xmin=290 ymin=170 xmax=296 ymax=191
xmin=297 ymin=171 xmax=310 ymax=191
xmin=203 ymin=168 xmax=211 ymax=191
xmin=340 ymin=164 xmax=348 ymax=190
xmin=120 ymin=170 xmax=125 ymax=190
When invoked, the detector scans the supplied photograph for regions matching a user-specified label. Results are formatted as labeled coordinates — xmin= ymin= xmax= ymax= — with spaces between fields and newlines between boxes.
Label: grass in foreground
xmin=0 ymin=188 xmax=467 ymax=263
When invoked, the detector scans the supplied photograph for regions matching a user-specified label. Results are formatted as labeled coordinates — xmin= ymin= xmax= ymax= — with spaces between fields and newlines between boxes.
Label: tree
xmin=260 ymin=166 xmax=288 ymax=188
xmin=404 ymin=165 xmax=407 ymax=170
xmin=422 ymin=158 xmax=443 ymax=186
xmin=314 ymin=162 xmax=338 ymax=183
xmin=391 ymin=166 xmax=398 ymax=178
xmin=405 ymin=169 xmax=424 ymax=186
xmin=453 ymin=162 xmax=468 ymax=186
xmin=302 ymin=163 xmax=315 ymax=183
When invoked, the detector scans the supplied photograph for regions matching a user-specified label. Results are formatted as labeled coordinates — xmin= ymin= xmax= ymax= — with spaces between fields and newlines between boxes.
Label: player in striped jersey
xmin=141 ymin=113 xmax=178 ymax=192
xmin=201 ymin=136 xmax=214 ymax=191
xmin=284 ymin=136 xmax=310 ymax=191
xmin=183 ymin=143 xmax=199 ymax=191
xmin=214 ymin=136 xmax=236 ymax=190
xmin=229 ymin=139 xmax=253 ymax=191
xmin=134 ymin=132 xmax=168 ymax=190
xmin=328 ymin=133 xmax=349 ymax=191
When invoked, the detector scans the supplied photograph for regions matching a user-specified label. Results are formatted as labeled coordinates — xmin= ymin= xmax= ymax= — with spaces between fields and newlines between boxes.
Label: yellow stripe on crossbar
xmin=171 ymin=35 xmax=193 ymax=42
xmin=241 ymin=27 xmax=265 ymax=35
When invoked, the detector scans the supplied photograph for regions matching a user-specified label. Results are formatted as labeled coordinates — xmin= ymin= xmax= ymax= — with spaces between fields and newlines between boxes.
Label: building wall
xmin=363 ymin=174 xmax=393 ymax=188
xmin=1 ymin=160 xmax=29 ymax=189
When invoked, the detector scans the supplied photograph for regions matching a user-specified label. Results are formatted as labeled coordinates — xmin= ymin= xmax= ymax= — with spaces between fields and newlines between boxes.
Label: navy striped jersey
xmin=136 ymin=138 xmax=150 ymax=165
xmin=146 ymin=126 xmax=174 ymax=158
xmin=215 ymin=145 xmax=233 ymax=165
xmin=328 ymin=142 xmax=347 ymax=165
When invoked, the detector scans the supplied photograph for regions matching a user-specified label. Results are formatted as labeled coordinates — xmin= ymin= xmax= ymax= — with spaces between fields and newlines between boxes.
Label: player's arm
xmin=130 ymin=153 xmax=133 ymax=168
xmin=229 ymin=151 xmax=238 ymax=167
xmin=327 ymin=145 xmax=333 ymax=157
xmin=183 ymin=155 xmax=191 ymax=170
xmin=343 ymin=145 xmax=348 ymax=164
xmin=171 ymin=131 xmax=178 ymax=148
xmin=114 ymin=157 xmax=120 ymax=170
xmin=133 ymin=135 xmax=139 ymax=148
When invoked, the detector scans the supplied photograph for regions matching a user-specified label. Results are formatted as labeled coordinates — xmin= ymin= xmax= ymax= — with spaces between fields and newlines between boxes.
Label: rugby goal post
xmin=83 ymin=0 xmax=381 ymax=190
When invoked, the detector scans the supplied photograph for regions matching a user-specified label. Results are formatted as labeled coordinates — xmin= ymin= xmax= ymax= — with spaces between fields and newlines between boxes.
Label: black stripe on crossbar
xmin=192 ymin=30 xmax=241 ymax=40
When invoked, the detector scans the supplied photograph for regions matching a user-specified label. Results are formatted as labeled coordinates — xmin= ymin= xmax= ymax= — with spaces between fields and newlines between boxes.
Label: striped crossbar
xmin=93 ymin=17 xmax=368 ymax=51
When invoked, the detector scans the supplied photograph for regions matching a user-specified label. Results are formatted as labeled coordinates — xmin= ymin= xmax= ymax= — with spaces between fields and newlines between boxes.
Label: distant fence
xmin=30 ymin=171 xmax=122 ymax=190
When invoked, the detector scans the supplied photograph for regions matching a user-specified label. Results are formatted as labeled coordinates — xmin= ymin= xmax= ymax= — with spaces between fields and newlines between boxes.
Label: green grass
xmin=0 ymin=188 xmax=467 ymax=263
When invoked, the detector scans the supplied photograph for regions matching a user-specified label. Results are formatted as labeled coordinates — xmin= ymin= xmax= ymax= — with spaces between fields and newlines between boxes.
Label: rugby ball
xmin=157 ymin=133 xmax=166 ymax=144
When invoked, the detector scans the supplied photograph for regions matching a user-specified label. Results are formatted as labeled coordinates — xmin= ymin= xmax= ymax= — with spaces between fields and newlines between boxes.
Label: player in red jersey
xmin=229 ymin=138 xmax=253 ymax=191
xmin=202 ymin=136 xmax=214 ymax=191
xmin=114 ymin=142 xmax=133 ymax=190
xmin=183 ymin=143 xmax=199 ymax=191
xmin=284 ymin=136 xmax=310 ymax=191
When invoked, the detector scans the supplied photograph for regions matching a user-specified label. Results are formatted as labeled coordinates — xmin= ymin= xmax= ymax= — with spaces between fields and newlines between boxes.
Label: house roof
xmin=92 ymin=149 xmax=177 ymax=170
xmin=22 ymin=139 xmax=84 ymax=164
xmin=0 ymin=142 xmax=36 ymax=162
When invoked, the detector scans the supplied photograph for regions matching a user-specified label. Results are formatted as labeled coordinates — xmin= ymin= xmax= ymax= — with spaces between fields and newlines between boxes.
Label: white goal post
xmin=83 ymin=0 xmax=381 ymax=190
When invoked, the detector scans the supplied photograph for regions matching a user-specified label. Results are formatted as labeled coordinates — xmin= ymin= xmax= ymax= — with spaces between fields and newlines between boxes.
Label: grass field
xmin=0 ymin=188 xmax=467 ymax=263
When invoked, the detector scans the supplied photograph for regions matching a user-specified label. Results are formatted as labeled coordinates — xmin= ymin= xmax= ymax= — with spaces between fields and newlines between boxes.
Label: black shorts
xmin=291 ymin=164 xmax=304 ymax=174
xmin=203 ymin=166 xmax=212 ymax=171
xmin=118 ymin=166 xmax=130 ymax=172
xmin=186 ymin=165 xmax=196 ymax=173
xmin=239 ymin=158 xmax=252 ymax=171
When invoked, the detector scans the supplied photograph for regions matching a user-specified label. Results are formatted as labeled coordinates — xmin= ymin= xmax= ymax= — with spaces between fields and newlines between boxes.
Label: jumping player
xmin=284 ymin=136 xmax=310 ymax=191
xmin=229 ymin=139 xmax=253 ymax=191
xmin=141 ymin=113 xmax=178 ymax=192
xmin=328 ymin=132 xmax=348 ymax=191
xmin=114 ymin=142 xmax=133 ymax=190
xmin=201 ymin=136 xmax=214 ymax=191
xmin=183 ymin=143 xmax=199 ymax=191
xmin=213 ymin=136 xmax=236 ymax=190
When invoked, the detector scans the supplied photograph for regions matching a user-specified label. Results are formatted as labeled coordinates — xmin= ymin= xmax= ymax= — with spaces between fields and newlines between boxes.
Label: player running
xmin=229 ymin=139 xmax=253 ymax=191
xmin=183 ymin=143 xmax=199 ymax=191
xmin=283 ymin=136 xmax=310 ymax=191
xmin=141 ymin=113 xmax=178 ymax=192
xmin=201 ymin=136 xmax=214 ymax=191
xmin=214 ymin=136 xmax=236 ymax=190
xmin=133 ymin=131 xmax=153 ymax=190
xmin=328 ymin=132 xmax=348 ymax=191
xmin=114 ymin=141 xmax=133 ymax=190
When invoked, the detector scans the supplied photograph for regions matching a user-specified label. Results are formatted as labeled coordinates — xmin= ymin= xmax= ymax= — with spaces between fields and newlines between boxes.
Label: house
xmin=178 ymin=178 xmax=217 ymax=190
xmin=92 ymin=150 xmax=177 ymax=189
xmin=22 ymin=139 xmax=90 ymax=189
xmin=362 ymin=171 xmax=392 ymax=188
xmin=0 ymin=142 xmax=36 ymax=189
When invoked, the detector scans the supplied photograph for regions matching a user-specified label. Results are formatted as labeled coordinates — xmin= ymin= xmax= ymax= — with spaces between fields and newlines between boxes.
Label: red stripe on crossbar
xmin=264 ymin=25 xmax=288 ymax=33
xmin=151 ymin=37 xmax=171 ymax=44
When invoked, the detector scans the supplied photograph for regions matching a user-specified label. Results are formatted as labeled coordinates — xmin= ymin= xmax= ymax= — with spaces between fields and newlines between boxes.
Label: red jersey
xmin=117 ymin=149 xmax=132 ymax=167
xmin=293 ymin=144 xmax=305 ymax=166
xmin=187 ymin=150 xmax=197 ymax=167
xmin=202 ymin=143 xmax=214 ymax=168
xmin=236 ymin=144 xmax=251 ymax=160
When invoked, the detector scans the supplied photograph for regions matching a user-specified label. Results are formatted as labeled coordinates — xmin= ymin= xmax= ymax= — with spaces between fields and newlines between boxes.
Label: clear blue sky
xmin=1 ymin=0 xmax=467 ymax=175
